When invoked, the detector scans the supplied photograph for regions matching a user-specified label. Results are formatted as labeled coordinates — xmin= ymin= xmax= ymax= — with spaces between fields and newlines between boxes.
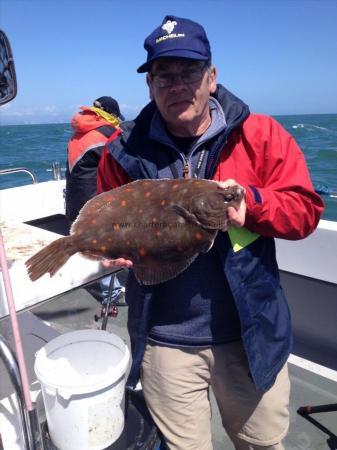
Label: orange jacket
xmin=65 ymin=107 xmax=118 ymax=221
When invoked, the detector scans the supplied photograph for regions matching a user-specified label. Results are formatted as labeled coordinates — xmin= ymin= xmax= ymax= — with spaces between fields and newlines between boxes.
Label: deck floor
xmin=1 ymin=284 xmax=337 ymax=450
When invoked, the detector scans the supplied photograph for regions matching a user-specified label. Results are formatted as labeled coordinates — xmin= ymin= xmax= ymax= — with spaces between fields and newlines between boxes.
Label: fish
xmin=25 ymin=179 xmax=244 ymax=285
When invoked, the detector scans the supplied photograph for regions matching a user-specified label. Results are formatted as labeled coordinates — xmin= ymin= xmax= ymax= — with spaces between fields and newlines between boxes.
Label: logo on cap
xmin=162 ymin=20 xmax=177 ymax=35
xmin=156 ymin=20 xmax=185 ymax=44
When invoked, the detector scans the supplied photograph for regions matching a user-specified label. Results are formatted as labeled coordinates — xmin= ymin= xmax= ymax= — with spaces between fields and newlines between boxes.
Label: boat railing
xmin=0 ymin=162 xmax=65 ymax=185
xmin=0 ymin=167 xmax=38 ymax=184
xmin=46 ymin=162 xmax=63 ymax=180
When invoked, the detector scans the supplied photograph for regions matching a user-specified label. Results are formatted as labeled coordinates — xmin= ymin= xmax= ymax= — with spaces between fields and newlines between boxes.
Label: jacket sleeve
xmin=243 ymin=116 xmax=324 ymax=240
xmin=97 ymin=146 xmax=132 ymax=194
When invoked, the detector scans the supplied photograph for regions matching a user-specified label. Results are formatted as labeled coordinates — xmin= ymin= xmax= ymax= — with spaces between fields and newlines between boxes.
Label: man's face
xmin=147 ymin=58 xmax=217 ymax=136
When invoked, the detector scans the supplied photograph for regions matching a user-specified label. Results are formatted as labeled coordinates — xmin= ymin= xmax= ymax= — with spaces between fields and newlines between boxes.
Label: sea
xmin=0 ymin=113 xmax=336 ymax=222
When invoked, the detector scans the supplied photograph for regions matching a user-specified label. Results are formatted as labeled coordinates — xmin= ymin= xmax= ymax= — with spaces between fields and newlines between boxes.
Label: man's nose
xmin=169 ymin=74 xmax=187 ymax=91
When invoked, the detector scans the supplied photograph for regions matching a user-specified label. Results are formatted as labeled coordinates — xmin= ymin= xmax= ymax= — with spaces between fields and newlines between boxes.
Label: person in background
xmin=65 ymin=96 xmax=125 ymax=303
xmin=97 ymin=16 xmax=324 ymax=450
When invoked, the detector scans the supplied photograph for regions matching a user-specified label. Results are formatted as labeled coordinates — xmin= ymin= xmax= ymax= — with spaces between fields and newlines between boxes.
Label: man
xmin=66 ymin=96 xmax=125 ymax=303
xmin=97 ymin=16 xmax=324 ymax=450
xmin=66 ymin=96 xmax=124 ymax=221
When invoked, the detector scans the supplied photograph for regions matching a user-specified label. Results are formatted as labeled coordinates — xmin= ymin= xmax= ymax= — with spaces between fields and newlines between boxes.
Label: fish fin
xmin=174 ymin=204 xmax=226 ymax=230
xmin=25 ymin=236 xmax=75 ymax=281
xmin=134 ymin=254 xmax=198 ymax=285
xmin=169 ymin=204 xmax=200 ymax=226
xmin=81 ymin=251 xmax=103 ymax=261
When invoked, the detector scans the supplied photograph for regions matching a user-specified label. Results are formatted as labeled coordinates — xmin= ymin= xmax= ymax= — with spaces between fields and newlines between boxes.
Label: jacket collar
xmin=108 ymin=84 xmax=250 ymax=180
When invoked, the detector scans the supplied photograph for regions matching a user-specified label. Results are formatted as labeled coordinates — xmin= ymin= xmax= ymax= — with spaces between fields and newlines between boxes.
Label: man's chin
xmin=173 ymin=110 xmax=194 ymax=122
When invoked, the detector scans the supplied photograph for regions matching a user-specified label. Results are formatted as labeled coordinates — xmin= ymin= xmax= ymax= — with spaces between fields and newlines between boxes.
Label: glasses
xmin=150 ymin=62 xmax=209 ymax=88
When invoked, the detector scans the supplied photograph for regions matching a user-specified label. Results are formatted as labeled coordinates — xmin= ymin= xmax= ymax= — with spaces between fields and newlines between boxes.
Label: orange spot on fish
xmin=138 ymin=209 xmax=143 ymax=213
xmin=91 ymin=219 xmax=97 ymax=225
xmin=100 ymin=245 xmax=107 ymax=252
xmin=172 ymin=184 xmax=179 ymax=190
xmin=195 ymin=232 xmax=203 ymax=240
xmin=92 ymin=239 xmax=97 ymax=244
xmin=156 ymin=231 xmax=162 ymax=237
xmin=126 ymin=241 xmax=131 ymax=246
xmin=160 ymin=200 xmax=166 ymax=206
xmin=121 ymin=200 xmax=127 ymax=207
xmin=152 ymin=217 xmax=157 ymax=223
xmin=139 ymin=248 xmax=146 ymax=257
xmin=113 ymin=224 xmax=120 ymax=231
xmin=145 ymin=192 xmax=151 ymax=197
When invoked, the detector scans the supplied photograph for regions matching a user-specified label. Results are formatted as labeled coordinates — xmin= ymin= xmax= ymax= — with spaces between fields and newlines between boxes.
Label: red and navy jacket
xmin=97 ymin=85 xmax=324 ymax=390
xmin=65 ymin=107 xmax=119 ymax=222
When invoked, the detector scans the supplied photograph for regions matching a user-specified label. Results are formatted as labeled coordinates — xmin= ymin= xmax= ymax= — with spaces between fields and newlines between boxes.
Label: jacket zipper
xmin=183 ymin=162 xmax=190 ymax=179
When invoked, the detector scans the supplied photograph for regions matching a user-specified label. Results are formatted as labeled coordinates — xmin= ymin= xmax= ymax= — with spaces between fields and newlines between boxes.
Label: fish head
xmin=190 ymin=184 xmax=245 ymax=229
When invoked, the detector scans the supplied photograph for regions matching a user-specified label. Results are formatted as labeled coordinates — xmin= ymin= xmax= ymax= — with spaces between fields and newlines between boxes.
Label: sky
xmin=0 ymin=0 xmax=336 ymax=125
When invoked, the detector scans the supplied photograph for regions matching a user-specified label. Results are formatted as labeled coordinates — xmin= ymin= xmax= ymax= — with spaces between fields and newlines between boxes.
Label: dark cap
xmin=93 ymin=96 xmax=125 ymax=120
xmin=137 ymin=15 xmax=211 ymax=73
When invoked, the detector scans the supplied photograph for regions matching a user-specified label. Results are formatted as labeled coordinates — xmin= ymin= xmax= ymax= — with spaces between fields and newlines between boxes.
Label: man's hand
xmin=217 ymin=179 xmax=246 ymax=228
xmin=102 ymin=258 xmax=133 ymax=269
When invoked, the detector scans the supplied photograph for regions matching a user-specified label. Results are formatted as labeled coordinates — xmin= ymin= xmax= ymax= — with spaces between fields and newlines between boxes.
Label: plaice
xmin=25 ymin=179 xmax=244 ymax=285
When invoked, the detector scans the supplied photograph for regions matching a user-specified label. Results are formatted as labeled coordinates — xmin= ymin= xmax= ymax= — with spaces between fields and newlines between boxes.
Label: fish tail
xmin=25 ymin=237 xmax=75 ymax=281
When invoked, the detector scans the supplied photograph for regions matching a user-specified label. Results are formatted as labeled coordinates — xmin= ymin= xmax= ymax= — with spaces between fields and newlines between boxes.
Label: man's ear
xmin=146 ymin=73 xmax=154 ymax=100
xmin=209 ymin=65 xmax=217 ymax=94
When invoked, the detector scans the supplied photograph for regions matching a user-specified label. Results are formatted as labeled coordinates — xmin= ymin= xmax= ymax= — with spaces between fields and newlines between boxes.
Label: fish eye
xmin=224 ymin=193 xmax=234 ymax=202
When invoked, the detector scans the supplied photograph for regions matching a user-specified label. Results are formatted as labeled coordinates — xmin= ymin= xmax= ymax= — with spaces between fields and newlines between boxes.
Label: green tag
xmin=227 ymin=227 xmax=260 ymax=252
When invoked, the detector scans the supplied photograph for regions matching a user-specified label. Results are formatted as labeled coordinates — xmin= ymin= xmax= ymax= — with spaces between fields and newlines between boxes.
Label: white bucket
xmin=34 ymin=329 xmax=130 ymax=450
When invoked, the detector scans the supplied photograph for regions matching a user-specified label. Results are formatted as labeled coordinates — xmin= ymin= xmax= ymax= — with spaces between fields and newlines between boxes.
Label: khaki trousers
xmin=141 ymin=341 xmax=290 ymax=450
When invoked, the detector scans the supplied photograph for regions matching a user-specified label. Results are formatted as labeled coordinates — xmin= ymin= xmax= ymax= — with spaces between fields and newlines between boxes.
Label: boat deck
xmin=1 ymin=282 xmax=337 ymax=450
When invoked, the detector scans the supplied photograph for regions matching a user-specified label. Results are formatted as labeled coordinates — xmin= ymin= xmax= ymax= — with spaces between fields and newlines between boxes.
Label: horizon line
xmin=1 ymin=111 xmax=337 ymax=127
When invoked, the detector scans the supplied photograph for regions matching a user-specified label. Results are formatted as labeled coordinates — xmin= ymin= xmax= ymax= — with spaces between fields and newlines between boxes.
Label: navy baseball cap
xmin=137 ymin=15 xmax=211 ymax=73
